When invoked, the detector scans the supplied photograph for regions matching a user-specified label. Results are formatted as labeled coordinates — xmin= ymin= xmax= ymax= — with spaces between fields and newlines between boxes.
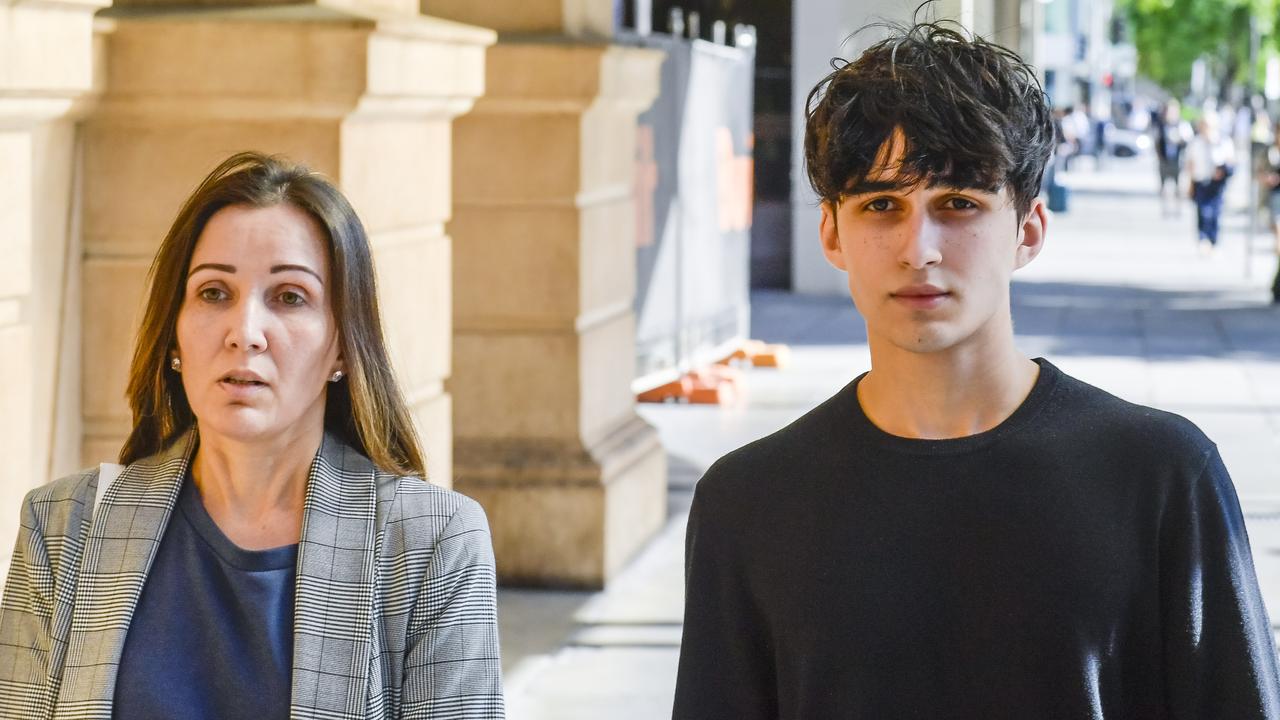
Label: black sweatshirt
xmin=673 ymin=359 xmax=1280 ymax=719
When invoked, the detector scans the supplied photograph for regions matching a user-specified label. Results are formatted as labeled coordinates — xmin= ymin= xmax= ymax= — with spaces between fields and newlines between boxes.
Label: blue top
xmin=114 ymin=477 xmax=298 ymax=720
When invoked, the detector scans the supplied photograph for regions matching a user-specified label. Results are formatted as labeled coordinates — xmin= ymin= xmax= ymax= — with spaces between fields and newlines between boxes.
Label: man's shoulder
xmin=696 ymin=381 xmax=855 ymax=501
xmin=1050 ymin=367 xmax=1215 ymax=462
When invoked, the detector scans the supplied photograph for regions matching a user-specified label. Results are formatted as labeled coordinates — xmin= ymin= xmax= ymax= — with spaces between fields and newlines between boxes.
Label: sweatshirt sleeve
xmin=672 ymin=477 xmax=776 ymax=720
xmin=1161 ymin=447 xmax=1280 ymax=718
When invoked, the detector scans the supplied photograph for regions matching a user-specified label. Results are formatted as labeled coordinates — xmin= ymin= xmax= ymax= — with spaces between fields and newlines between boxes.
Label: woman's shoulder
xmin=15 ymin=467 xmax=100 ymax=544
xmin=27 ymin=467 xmax=98 ymax=514
xmin=378 ymin=474 xmax=491 ymax=547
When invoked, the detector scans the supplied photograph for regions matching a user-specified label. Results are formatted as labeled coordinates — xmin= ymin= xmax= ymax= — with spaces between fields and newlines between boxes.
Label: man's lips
xmin=891 ymin=284 xmax=949 ymax=298
xmin=891 ymin=285 xmax=951 ymax=308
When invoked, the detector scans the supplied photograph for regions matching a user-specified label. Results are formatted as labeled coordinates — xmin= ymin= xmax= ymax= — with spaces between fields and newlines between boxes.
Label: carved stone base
xmin=454 ymin=414 xmax=667 ymax=588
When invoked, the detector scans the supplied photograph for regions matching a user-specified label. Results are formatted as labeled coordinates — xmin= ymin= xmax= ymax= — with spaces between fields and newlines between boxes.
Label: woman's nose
xmin=225 ymin=297 xmax=268 ymax=352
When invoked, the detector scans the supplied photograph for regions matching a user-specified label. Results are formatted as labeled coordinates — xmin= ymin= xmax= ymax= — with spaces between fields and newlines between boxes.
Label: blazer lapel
xmin=290 ymin=433 xmax=379 ymax=720
xmin=56 ymin=431 xmax=193 ymax=719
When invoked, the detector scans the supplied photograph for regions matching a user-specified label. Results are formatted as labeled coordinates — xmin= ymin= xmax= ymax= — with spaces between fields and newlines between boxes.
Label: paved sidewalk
xmin=498 ymin=156 xmax=1280 ymax=719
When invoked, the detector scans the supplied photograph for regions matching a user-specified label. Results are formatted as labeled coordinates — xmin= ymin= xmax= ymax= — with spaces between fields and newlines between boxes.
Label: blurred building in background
xmin=4 ymin=0 xmax=1084 ymax=587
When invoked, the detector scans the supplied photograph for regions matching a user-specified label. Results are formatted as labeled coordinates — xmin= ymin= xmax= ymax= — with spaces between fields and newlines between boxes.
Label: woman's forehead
xmin=192 ymin=204 xmax=328 ymax=271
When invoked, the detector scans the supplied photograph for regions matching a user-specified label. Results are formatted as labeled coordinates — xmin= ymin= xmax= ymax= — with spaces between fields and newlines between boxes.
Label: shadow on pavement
xmin=750 ymin=284 xmax=1280 ymax=361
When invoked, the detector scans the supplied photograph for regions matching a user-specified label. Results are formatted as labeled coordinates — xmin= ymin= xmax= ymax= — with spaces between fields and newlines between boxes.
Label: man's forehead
xmin=834 ymin=125 xmax=1011 ymax=201
xmin=840 ymin=175 xmax=1004 ymax=198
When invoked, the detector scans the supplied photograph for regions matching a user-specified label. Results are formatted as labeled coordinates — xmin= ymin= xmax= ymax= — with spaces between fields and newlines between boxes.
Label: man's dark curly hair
xmin=804 ymin=20 xmax=1054 ymax=218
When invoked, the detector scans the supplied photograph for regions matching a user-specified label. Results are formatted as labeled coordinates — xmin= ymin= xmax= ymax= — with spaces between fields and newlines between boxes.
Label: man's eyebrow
xmin=840 ymin=180 xmax=914 ymax=197
xmin=188 ymin=262 xmax=324 ymax=284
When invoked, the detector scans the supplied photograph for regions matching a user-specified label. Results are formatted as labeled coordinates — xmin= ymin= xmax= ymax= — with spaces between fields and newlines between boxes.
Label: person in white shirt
xmin=1185 ymin=111 xmax=1236 ymax=253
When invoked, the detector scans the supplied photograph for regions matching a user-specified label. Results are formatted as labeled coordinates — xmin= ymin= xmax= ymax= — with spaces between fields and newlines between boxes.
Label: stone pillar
xmin=0 ymin=0 xmax=107 ymax=569
xmin=80 ymin=7 xmax=493 ymax=488
xmin=447 ymin=32 xmax=668 ymax=587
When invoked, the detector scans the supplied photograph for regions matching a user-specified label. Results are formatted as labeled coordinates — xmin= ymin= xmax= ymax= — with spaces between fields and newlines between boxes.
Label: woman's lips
xmin=218 ymin=378 xmax=268 ymax=399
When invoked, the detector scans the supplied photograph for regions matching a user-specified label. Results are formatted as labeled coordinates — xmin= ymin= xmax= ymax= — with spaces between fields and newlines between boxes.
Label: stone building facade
xmin=2 ymin=0 xmax=667 ymax=589
xmin=3 ymin=0 xmax=1019 ymax=587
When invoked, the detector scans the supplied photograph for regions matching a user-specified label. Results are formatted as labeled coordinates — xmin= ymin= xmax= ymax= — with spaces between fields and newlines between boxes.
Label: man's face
xmin=818 ymin=132 xmax=1047 ymax=357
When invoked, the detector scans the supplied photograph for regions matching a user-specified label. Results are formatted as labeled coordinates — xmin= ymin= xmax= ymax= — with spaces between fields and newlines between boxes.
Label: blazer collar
xmin=290 ymin=432 xmax=380 ymax=718
xmin=60 ymin=430 xmax=381 ymax=720
xmin=60 ymin=428 xmax=195 ymax=717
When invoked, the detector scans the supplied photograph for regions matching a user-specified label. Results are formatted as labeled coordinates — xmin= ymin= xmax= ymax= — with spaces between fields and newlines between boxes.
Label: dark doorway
xmin=626 ymin=0 xmax=794 ymax=290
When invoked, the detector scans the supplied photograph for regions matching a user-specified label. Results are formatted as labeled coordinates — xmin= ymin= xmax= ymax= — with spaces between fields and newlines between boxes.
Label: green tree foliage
xmin=1119 ymin=0 xmax=1275 ymax=97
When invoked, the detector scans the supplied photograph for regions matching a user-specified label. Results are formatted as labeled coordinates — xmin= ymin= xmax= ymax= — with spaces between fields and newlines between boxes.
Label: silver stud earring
xmin=170 ymin=357 xmax=182 ymax=372
xmin=329 ymin=370 xmax=344 ymax=383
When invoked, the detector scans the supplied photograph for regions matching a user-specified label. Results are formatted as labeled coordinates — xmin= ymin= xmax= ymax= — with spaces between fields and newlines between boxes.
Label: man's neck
xmin=856 ymin=329 xmax=1040 ymax=440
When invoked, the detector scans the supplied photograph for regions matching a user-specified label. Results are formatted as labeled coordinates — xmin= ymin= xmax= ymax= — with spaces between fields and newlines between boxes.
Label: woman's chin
xmin=197 ymin=410 xmax=285 ymax=444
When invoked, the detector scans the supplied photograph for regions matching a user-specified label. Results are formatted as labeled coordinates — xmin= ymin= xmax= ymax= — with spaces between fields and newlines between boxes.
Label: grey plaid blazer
xmin=0 ymin=430 xmax=504 ymax=719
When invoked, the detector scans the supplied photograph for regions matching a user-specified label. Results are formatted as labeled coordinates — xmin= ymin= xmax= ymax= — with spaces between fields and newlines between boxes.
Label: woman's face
xmin=175 ymin=203 xmax=341 ymax=446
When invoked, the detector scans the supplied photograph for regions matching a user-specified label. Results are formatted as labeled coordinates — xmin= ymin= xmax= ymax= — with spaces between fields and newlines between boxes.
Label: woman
xmin=0 ymin=153 xmax=504 ymax=719
xmin=1185 ymin=111 xmax=1236 ymax=254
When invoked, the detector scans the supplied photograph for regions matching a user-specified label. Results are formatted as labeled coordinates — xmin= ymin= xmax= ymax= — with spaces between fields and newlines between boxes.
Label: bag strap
xmin=93 ymin=463 xmax=125 ymax=520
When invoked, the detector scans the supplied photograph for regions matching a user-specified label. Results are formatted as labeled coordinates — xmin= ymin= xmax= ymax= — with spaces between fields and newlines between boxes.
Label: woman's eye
xmin=279 ymin=290 xmax=306 ymax=306
xmin=198 ymin=287 xmax=227 ymax=302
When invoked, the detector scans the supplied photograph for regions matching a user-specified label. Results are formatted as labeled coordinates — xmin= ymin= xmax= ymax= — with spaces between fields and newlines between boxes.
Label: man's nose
xmin=226 ymin=297 xmax=268 ymax=352
xmin=898 ymin=214 xmax=944 ymax=270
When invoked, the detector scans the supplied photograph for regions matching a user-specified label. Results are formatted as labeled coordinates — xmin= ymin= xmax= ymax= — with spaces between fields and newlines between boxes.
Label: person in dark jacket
xmin=672 ymin=20 xmax=1280 ymax=720
xmin=1154 ymin=100 xmax=1191 ymax=217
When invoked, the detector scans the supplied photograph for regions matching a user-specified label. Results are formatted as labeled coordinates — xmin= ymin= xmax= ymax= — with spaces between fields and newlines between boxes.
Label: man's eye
xmin=198 ymin=287 xmax=227 ymax=302
xmin=279 ymin=291 xmax=306 ymax=306
xmin=946 ymin=197 xmax=978 ymax=210
xmin=866 ymin=198 xmax=894 ymax=212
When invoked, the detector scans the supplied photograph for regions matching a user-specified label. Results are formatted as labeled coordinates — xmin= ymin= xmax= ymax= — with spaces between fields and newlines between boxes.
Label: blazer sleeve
xmin=0 ymin=488 xmax=70 ymax=720
xmin=401 ymin=497 xmax=504 ymax=719
xmin=1161 ymin=448 xmax=1280 ymax=718
xmin=672 ymin=480 xmax=776 ymax=720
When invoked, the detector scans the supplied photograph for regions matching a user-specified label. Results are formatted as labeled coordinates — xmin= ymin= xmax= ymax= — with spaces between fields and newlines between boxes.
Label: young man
xmin=672 ymin=22 xmax=1280 ymax=719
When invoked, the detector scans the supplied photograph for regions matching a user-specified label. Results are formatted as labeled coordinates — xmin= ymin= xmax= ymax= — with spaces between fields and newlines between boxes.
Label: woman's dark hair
xmin=121 ymin=151 xmax=427 ymax=478
xmin=804 ymin=20 xmax=1054 ymax=217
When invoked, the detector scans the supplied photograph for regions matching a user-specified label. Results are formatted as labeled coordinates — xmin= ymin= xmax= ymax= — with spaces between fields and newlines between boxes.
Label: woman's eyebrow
xmin=271 ymin=264 xmax=323 ymax=284
xmin=189 ymin=262 xmax=235 ymax=275
xmin=188 ymin=262 xmax=323 ymax=285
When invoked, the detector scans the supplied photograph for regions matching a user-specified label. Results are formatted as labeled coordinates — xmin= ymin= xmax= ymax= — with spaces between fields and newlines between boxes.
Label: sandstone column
xmin=0 ymin=0 xmax=108 ymax=569
xmin=80 ymin=5 xmax=493 ymax=489
xmin=437 ymin=1 xmax=668 ymax=588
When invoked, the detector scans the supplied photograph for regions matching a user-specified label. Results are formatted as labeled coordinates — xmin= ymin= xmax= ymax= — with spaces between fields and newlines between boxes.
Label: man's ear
xmin=1014 ymin=198 xmax=1048 ymax=270
xmin=819 ymin=201 xmax=847 ymax=271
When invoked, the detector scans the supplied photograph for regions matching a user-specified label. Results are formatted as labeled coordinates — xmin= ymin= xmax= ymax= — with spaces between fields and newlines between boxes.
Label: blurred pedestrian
xmin=1186 ymin=111 xmax=1235 ymax=253
xmin=1153 ymin=100 xmax=1191 ymax=217
xmin=1268 ymin=127 xmax=1280 ymax=304
xmin=1062 ymin=104 xmax=1089 ymax=169
xmin=0 ymin=152 xmax=504 ymax=719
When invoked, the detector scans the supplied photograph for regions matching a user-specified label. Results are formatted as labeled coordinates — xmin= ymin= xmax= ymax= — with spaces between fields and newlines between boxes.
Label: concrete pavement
xmin=497 ymin=155 xmax=1280 ymax=718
